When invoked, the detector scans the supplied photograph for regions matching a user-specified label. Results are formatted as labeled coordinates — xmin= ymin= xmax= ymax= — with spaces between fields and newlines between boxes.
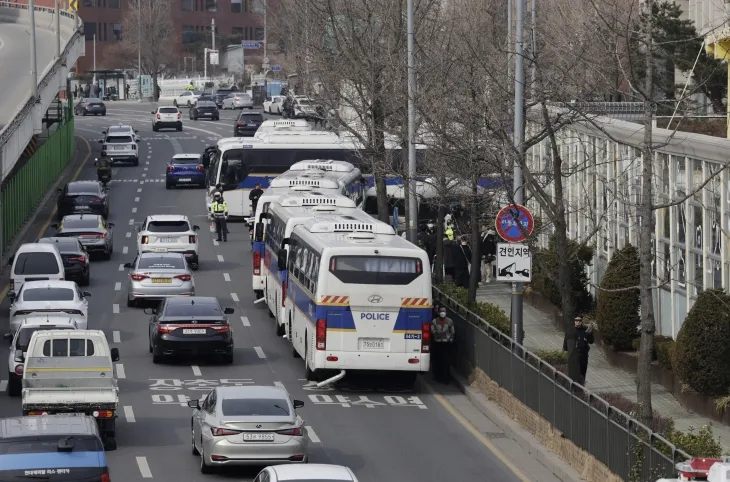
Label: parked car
xmin=263 ymin=95 xmax=285 ymax=114
xmin=74 ymin=98 xmax=106 ymax=116
xmin=189 ymin=100 xmax=220 ymax=121
xmin=234 ymin=111 xmax=264 ymax=137
xmin=221 ymin=93 xmax=253 ymax=110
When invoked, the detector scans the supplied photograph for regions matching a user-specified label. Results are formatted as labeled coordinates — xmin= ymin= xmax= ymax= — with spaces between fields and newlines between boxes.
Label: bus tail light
xmin=101 ymin=473 xmax=110 ymax=482
xmin=421 ymin=322 xmax=431 ymax=353
xmin=282 ymin=279 xmax=287 ymax=307
xmin=316 ymin=319 xmax=326 ymax=350
xmin=253 ymin=251 xmax=261 ymax=275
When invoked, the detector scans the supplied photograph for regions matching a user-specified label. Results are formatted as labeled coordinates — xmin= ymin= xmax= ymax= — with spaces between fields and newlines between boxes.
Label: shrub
xmin=674 ymin=289 xmax=730 ymax=397
xmin=655 ymin=339 xmax=675 ymax=371
xmin=595 ymin=392 xmax=674 ymax=435
xmin=631 ymin=335 xmax=674 ymax=360
xmin=436 ymin=283 xmax=511 ymax=335
xmin=535 ymin=349 xmax=568 ymax=366
xmin=666 ymin=426 xmax=723 ymax=458
xmin=595 ymin=244 xmax=640 ymax=351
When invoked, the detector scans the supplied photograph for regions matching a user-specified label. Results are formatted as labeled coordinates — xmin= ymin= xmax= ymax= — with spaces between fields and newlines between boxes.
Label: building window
xmin=84 ymin=22 xmax=97 ymax=41
xmin=254 ymin=27 xmax=264 ymax=41
xmin=182 ymin=25 xmax=196 ymax=44
xmin=112 ymin=23 xmax=122 ymax=41
xmin=108 ymin=0 xmax=120 ymax=7
xmin=205 ymin=0 xmax=217 ymax=11
xmin=182 ymin=0 xmax=193 ymax=10
xmin=231 ymin=0 xmax=242 ymax=12
xmin=232 ymin=27 xmax=244 ymax=36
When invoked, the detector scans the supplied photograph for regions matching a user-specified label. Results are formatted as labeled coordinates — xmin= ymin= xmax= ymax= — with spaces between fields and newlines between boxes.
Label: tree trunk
xmin=372 ymin=69 xmax=390 ymax=224
xmin=468 ymin=175 xmax=480 ymax=303
xmin=435 ymin=203 xmax=445 ymax=284
xmin=637 ymin=0 xmax=656 ymax=426
xmin=403 ymin=162 xmax=410 ymax=238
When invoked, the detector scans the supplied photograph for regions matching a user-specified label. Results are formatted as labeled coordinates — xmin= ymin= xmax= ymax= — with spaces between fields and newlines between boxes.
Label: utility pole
xmin=511 ymin=0 xmax=525 ymax=345
xmin=54 ymin=0 xmax=60 ymax=59
xmin=204 ymin=48 xmax=208 ymax=81
xmin=263 ymin=0 xmax=267 ymax=65
xmin=29 ymin=0 xmax=38 ymax=100
xmin=530 ymin=0 xmax=536 ymax=98
xmin=137 ymin=0 xmax=142 ymax=101
xmin=406 ymin=0 xmax=417 ymax=244
xmin=507 ymin=0 xmax=512 ymax=85
xmin=92 ymin=33 xmax=96 ymax=84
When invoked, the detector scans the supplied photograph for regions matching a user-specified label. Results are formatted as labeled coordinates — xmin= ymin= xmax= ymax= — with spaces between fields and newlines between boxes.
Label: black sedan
xmin=38 ymin=237 xmax=91 ymax=285
xmin=57 ymin=181 xmax=109 ymax=220
xmin=189 ymin=100 xmax=219 ymax=121
xmin=234 ymin=111 xmax=264 ymax=137
xmin=147 ymin=296 xmax=234 ymax=364
xmin=74 ymin=98 xmax=106 ymax=116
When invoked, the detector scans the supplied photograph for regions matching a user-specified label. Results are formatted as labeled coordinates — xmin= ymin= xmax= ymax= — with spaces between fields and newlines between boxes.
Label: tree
xmin=595 ymin=244 xmax=640 ymax=350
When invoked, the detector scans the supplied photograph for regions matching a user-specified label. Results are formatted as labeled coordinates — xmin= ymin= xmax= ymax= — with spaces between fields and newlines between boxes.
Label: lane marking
xmin=274 ymin=381 xmax=284 ymax=388
xmin=213 ymin=240 xmax=219 ymax=246
xmin=137 ymin=188 xmax=143 ymax=193
xmin=254 ymin=346 xmax=266 ymax=359
xmin=241 ymin=316 xmax=250 ymax=327
xmin=191 ymin=365 xmax=202 ymax=376
xmin=223 ymin=273 xmax=230 ymax=282
xmin=118 ymin=264 xmax=125 ymax=271
xmin=114 ymin=282 xmax=121 ymax=291
xmin=217 ymin=254 xmax=224 ymax=262
xmin=132 ymin=207 xmax=137 ymax=213
xmin=231 ymin=293 xmax=239 ymax=302
xmin=122 ymin=246 xmax=129 ymax=254
xmin=129 ymin=219 xmax=134 ymax=225
xmin=136 ymin=457 xmax=153 ymax=478
xmin=0 ymin=380 xmax=7 ymax=392
xmin=126 ymin=232 xmax=132 ymax=238
xmin=116 ymin=363 xmax=126 ymax=379
xmin=145 ymin=161 xmax=150 ymax=165
xmin=134 ymin=197 xmax=140 ymax=202
xmin=113 ymin=304 xmax=120 ymax=314
xmin=142 ymin=173 xmax=147 ymax=177
xmin=308 ymin=427 xmax=321 ymax=443
xmin=112 ymin=331 xmax=121 ymax=343
xmin=422 ymin=382 xmax=531 ymax=482
xmin=124 ymin=405 xmax=136 ymax=423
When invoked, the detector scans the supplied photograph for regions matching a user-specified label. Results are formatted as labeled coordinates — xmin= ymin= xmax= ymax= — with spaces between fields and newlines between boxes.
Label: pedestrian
xmin=211 ymin=192 xmax=229 ymax=242
xmin=73 ymin=84 xmax=78 ymax=99
xmin=454 ymin=235 xmax=472 ymax=288
xmin=125 ymin=83 xmax=130 ymax=99
xmin=442 ymin=236 xmax=456 ymax=282
xmin=431 ymin=306 xmax=455 ymax=383
xmin=480 ymin=228 xmax=497 ymax=284
xmin=249 ymin=183 xmax=264 ymax=216
xmin=562 ymin=316 xmax=595 ymax=385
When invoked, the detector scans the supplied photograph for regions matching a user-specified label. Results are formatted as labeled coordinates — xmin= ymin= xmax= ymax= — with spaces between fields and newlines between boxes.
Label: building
xmin=74 ymin=0 xmax=270 ymax=74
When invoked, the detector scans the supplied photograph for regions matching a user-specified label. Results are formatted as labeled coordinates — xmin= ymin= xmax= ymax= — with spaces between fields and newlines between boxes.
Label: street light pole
xmin=263 ymin=0 xmax=267 ymax=65
xmin=406 ymin=0 xmax=417 ymax=244
xmin=137 ymin=0 xmax=142 ymax=101
xmin=92 ymin=33 xmax=96 ymax=84
xmin=54 ymin=0 xmax=60 ymax=59
xmin=29 ymin=0 xmax=38 ymax=100
xmin=204 ymin=48 xmax=208 ymax=82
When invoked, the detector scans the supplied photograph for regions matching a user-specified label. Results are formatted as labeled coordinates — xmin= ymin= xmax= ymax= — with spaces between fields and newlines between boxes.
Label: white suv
xmin=152 ymin=106 xmax=183 ymax=132
xmin=136 ymin=215 xmax=200 ymax=269
xmin=100 ymin=131 xmax=139 ymax=165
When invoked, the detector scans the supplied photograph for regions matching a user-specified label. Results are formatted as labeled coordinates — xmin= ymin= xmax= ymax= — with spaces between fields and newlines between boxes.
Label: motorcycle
xmin=99 ymin=174 xmax=111 ymax=188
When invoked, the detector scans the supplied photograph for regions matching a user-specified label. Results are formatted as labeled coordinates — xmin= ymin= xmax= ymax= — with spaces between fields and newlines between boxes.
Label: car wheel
xmin=104 ymin=437 xmax=117 ymax=451
xmin=200 ymin=445 xmax=213 ymax=474
xmin=213 ymin=117 xmax=219 ymax=121
xmin=81 ymin=272 xmax=90 ymax=286
xmin=276 ymin=320 xmax=285 ymax=337
xmin=304 ymin=338 xmax=317 ymax=381
xmin=133 ymin=158 xmax=139 ymax=166
xmin=82 ymin=111 xmax=87 ymax=116
xmin=149 ymin=339 xmax=153 ymax=353
xmin=191 ymin=423 xmax=200 ymax=455
xmin=7 ymin=378 xmax=20 ymax=397
xmin=152 ymin=125 xmax=158 ymax=132
xmin=224 ymin=352 xmax=233 ymax=364
xmin=102 ymin=112 xmax=106 ymax=116
xmin=127 ymin=296 xmax=136 ymax=308
xmin=166 ymin=181 xmax=173 ymax=189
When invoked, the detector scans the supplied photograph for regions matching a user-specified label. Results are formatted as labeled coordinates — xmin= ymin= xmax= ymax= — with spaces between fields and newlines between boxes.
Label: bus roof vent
xmin=277 ymin=195 xmax=357 ymax=208
xmin=289 ymin=185 xmax=314 ymax=192
xmin=290 ymin=159 xmax=356 ymax=172
xmin=346 ymin=232 xmax=377 ymax=240
xmin=302 ymin=197 xmax=338 ymax=206
xmin=304 ymin=217 xmax=395 ymax=234
xmin=290 ymin=179 xmax=322 ymax=187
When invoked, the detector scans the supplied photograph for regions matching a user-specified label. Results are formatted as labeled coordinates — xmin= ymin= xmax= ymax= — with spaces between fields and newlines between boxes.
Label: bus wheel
xmin=276 ymin=320 xmax=285 ymax=337
xmin=254 ymin=290 xmax=263 ymax=300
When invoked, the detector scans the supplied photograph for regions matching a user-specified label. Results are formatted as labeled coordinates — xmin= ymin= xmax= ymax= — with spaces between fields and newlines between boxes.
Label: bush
xmin=595 ymin=244 xmax=640 ymax=350
xmin=631 ymin=335 xmax=674 ymax=361
xmin=531 ymin=236 xmax=594 ymax=317
xmin=437 ymin=283 xmax=511 ymax=334
xmin=667 ymin=426 xmax=723 ymax=458
xmin=595 ymin=392 xmax=674 ymax=436
xmin=535 ymin=349 xmax=568 ymax=366
xmin=655 ymin=339 xmax=675 ymax=371
xmin=674 ymin=289 xmax=730 ymax=397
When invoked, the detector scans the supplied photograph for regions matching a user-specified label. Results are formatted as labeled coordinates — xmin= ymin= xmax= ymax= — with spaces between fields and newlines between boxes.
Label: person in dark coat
xmin=562 ymin=316 xmax=595 ymax=385
xmin=453 ymin=235 xmax=472 ymax=288
xmin=480 ymin=228 xmax=497 ymax=284
xmin=442 ymin=237 xmax=457 ymax=282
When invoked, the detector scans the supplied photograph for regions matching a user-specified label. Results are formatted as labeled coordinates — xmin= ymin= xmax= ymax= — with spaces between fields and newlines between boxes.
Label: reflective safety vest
xmin=212 ymin=201 xmax=228 ymax=214
xmin=445 ymin=227 xmax=454 ymax=240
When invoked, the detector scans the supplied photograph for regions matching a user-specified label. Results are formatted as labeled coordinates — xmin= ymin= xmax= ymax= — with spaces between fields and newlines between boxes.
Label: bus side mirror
xmin=277 ymin=249 xmax=287 ymax=271
xmin=254 ymin=223 xmax=264 ymax=241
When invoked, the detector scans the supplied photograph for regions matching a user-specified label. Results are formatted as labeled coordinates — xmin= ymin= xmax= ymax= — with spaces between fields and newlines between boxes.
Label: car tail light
xmin=177 ymin=113 xmax=182 ymax=119
xmin=253 ymin=251 xmax=261 ymax=276
xmin=101 ymin=473 xmax=110 ymax=482
xmin=14 ymin=364 xmax=23 ymax=375
xmin=92 ymin=410 xmax=114 ymax=418
xmin=234 ymin=97 xmax=240 ymax=101
xmin=236 ymin=122 xmax=244 ymax=126
xmin=132 ymin=144 xmax=137 ymax=150
xmin=157 ymin=325 xmax=175 ymax=334
xmin=316 ymin=319 xmax=326 ymax=350
xmin=189 ymin=235 xmax=196 ymax=243
xmin=212 ymin=325 xmax=230 ymax=333
xmin=277 ymin=427 xmax=302 ymax=436
xmin=282 ymin=279 xmax=287 ymax=307
xmin=211 ymin=427 xmax=240 ymax=436
xmin=131 ymin=274 xmax=149 ymax=281
xmin=68 ymin=256 xmax=86 ymax=263
xmin=141 ymin=236 xmax=149 ymax=244
xmin=156 ymin=114 xmax=161 ymax=119
xmin=90 ymin=196 xmax=104 ymax=201
xmin=167 ymin=165 xmax=174 ymax=172
xmin=421 ymin=322 xmax=431 ymax=353
xmin=175 ymin=274 xmax=192 ymax=281
xmin=196 ymin=165 xmax=205 ymax=171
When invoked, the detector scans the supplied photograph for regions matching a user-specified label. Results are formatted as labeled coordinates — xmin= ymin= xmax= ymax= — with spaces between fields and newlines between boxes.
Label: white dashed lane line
xmin=129 ymin=219 xmax=134 ymax=225
xmin=126 ymin=232 xmax=131 ymax=238
xmin=122 ymin=246 xmax=128 ymax=254
xmin=114 ymin=282 xmax=121 ymax=291
xmin=113 ymin=304 xmax=120 ymax=314
xmin=118 ymin=264 xmax=125 ymax=271
xmin=308 ymin=427 xmax=321 ymax=443
xmin=0 ymin=381 xmax=7 ymax=392
xmin=134 ymin=197 xmax=140 ymax=202
xmin=132 ymin=207 xmax=137 ymax=213
xmin=191 ymin=365 xmax=202 ymax=376
xmin=240 ymin=316 xmax=250 ymax=327
xmin=124 ymin=406 xmax=136 ymax=423
xmin=137 ymin=188 xmax=142 ymax=193
xmin=254 ymin=347 xmax=266 ymax=359
xmin=136 ymin=457 xmax=153 ymax=478
xmin=112 ymin=331 xmax=121 ymax=343
xmin=217 ymin=254 xmax=224 ymax=262
xmin=223 ymin=273 xmax=230 ymax=282
xmin=231 ymin=293 xmax=239 ymax=302
xmin=213 ymin=240 xmax=219 ymax=246
xmin=116 ymin=363 xmax=126 ymax=379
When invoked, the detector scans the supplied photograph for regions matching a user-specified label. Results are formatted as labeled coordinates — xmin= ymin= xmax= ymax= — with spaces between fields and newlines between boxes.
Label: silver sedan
xmin=221 ymin=93 xmax=253 ymax=110
xmin=189 ymin=386 xmax=309 ymax=473
xmin=124 ymin=252 xmax=194 ymax=307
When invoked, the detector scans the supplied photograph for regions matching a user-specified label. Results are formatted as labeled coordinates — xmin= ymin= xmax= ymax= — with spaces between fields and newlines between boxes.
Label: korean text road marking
xmin=307 ymin=394 xmax=427 ymax=409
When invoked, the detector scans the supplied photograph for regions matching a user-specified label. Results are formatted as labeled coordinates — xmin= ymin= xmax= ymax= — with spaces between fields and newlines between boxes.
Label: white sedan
xmin=173 ymin=91 xmax=202 ymax=108
xmin=222 ymin=93 xmax=254 ymax=110
xmin=254 ymin=465 xmax=359 ymax=482
xmin=263 ymin=96 xmax=285 ymax=114
xmin=8 ymin=280 xmax=90 ymax=333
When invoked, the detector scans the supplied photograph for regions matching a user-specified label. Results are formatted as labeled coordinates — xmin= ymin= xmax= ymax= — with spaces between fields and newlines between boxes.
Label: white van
xmin=9 ymin=243 xmax=65 ymax=293
xmin=25 ymin=329 xmax=119 ymax=361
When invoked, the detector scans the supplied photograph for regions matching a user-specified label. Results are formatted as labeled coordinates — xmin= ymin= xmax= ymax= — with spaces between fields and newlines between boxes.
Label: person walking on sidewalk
xmin=562 ymin=316 xmax=594 ymax=385
xmin=480 ymin=228 xmax=497 ymax=284
xmin=431 ymin=306 xmax=455 ymax=383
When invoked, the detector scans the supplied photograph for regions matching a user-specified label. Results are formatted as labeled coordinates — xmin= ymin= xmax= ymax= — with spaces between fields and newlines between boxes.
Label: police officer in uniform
xmin=431 ymin=306 xmax=455 ymax=383
xmin=211 ymin=192 xmax=229 ymax=242
xmin=563 ymin=316 xmax=595 ymax=385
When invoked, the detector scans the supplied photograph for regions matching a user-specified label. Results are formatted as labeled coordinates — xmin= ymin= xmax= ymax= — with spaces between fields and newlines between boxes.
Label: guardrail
xmin=435 ymin=285 xmax=690 ymax=481
xmin=0 ymin=1 xmax=83 ymax=180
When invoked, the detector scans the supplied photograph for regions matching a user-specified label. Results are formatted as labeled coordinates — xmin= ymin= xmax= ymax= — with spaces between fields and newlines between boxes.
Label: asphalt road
xmin=0 ymin=103 xmax=562 ymax=482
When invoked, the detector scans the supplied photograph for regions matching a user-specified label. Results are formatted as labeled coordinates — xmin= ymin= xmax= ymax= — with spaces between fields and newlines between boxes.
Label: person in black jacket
xmin=562 ymin=316 xmax=595 ymax=385
xmin=453 ymin=235 xmax=472 ymax=288
xmin=480 ymin=228 xmax=497 ymax=284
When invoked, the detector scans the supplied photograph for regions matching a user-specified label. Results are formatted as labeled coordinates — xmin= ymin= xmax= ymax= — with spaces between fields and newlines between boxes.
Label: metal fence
xmin=435 ymin=286 xmax=690 ymax=481
xmin=1 ymin=105 xmax=75 ymax=253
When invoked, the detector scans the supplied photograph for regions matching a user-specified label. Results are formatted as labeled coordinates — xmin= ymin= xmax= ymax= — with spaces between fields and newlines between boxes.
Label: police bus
xmin=285 ymin=159 xmax=365 ymax=205
xmin=260 ymin=193 xmax=360 ymax=334
xmin=276 ymin=216 xmax=431 ymax=385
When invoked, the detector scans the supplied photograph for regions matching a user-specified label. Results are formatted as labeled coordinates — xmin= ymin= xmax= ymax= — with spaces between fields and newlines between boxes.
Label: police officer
xmin=249 ymin=183 xmax=264 ymax=216
xmin=563 ymin=316 xmax=595 ymax=385
xmin=431 ymin=306 xmax=455 ymax=383
xmin=211 ymin=192 xmax=229 ymax=242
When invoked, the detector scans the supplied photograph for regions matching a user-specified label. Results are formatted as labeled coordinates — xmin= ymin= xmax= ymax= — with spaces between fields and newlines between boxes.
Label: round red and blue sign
xmin=495 ymin=204 xmax=534 ymax=243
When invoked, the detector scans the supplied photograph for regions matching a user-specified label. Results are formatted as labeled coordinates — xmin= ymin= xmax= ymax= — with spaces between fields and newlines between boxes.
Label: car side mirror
xmin=110 ymin=347 xmax=120 ymax=362
xmin=187 ymin=399 xmax=200 ymax=409
xmin=151 ymin=111 xmax=156 ymax=114
xmin=123 ymin=262 xmax=133 ymax=268
xmin=136 ymin=139 xmax=140 ymax=143
xmin=57 ymin=188 xmax=63 ymax=193
xmin=7 ymin=255 xmax=13 ymax=266
xmin=193 ymin=225 xmax=200 ymax=231
xmin=7 ymin=291 xmax=16 ymax=300
xmin=3 ymin=333 xmax=12 ymax=342
xmin=82 ymin=291 xmax=92 ymax=297
xmin=224 ymin=307 xmax=234 ymax=315
xmin=277 ymin=249 xmax=287 ymax=271
xmin=108 ymin=223 xmax=115 ymax=228
xmin=293 ymin=399 xmax=304 ymax=409
xmin=144 ymin=307 xmax=158 ymax=315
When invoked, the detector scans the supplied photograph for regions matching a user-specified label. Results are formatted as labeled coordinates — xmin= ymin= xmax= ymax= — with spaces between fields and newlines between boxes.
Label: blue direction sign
xmin=272 ymin=65 xmax=281 ymax=72
xmin=495 ymin=204 xmax=534 ymax=243
xmin=241 ymin=41 xmax=261 ymax=49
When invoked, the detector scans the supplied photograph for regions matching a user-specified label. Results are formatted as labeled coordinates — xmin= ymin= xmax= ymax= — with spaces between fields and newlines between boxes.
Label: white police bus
xmin=275 ymin=216 xmax=432 ymax=385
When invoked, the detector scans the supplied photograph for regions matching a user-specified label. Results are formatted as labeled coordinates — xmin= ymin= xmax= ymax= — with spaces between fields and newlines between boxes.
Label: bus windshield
xmin=329 ymin=256 xmax=423 ymax=285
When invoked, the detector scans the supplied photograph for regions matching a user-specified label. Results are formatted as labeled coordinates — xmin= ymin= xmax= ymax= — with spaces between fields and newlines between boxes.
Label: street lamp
xmin=137 ymin=0 xmax=142 ymax=101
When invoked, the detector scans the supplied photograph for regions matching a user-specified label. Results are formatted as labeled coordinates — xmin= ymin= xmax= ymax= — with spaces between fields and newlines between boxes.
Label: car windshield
xmin=108 ymin=126 xmax=131 ymax=133
xmin=171 ymin=157 xmax=201 ymax=165
xmin=0 ymin=435 xmax=103 ymax=455
xmin=67 ymin=183 xmax=100 ymax=195
xmin=192 ymin=90 xmax=202 ymax=95
xmin=146 ymin=221 xmax=190 ymax=233
xmin=62 ymin=217 xmax=99 ymax=229
xmin=239 ymin=114 xmax=263 ymax=122
xmin=88 ymin=101 xmax=103 ymax=105
xmin=138 ymin=257 xmax=186 ymax=270
xmin=13 ymin=253 xmax=60 ymax=275
xmin=23 ymin=287 xmax=75 ymax=302
xmin=159 ymin=107 xmax=178 ymax=113
xmin=164 ymin=302 xmax=222 ymax=317
xmin=16 ymin=326 xmax=73 ymax=350
xmin=221 ymin=398 xmax=290 ymax=416
xmin=106 ymin=136 xmax=133 ymax=144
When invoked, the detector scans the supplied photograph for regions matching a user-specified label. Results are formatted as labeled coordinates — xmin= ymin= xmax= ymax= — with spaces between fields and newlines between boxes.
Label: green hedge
xmin=631 ymin=335 xmax=674 ymax=361
xmin=535 ymin=349 xmax=568 ymax=366
xmin=436 ymin=283 xmax=511 ymax=335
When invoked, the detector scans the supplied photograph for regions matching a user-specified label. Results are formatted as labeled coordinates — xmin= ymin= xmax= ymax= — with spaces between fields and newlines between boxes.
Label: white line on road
xmin=254 ymin=346 xmax=266 ymax=359
xmin=191 ymin=365 xmax=202 ymax=376
xmin=112 ymin=331 xmax=121 ymax=343
xmin=213 ymin=240 xmax=219 ymax=246
xmin=134 ymin=197 xmax=140 ymax=202
xmin=114 ymin=282 xmax=121 ymax=291
xmin=142 ymin=173 xmax=147 ymax=177
xmin=241 ymin=316 xmax=250 ymax=327
xmin=122 ymin=246 xmax=129 ymax=254
xmin=132 ymin=207 xmax=137 ymax=213
xmin=113 ymin=304 xmax=120 ymax=314
xmin=118 ymin=264 xmax=124 ymax=271
xmin=223 ymin=273 xmax=230 ymax=282
xmin=274 ymin=381 xmax=284 ymax=388
xmin=116 ymin=363 xmax=126 ymax=379
xmin=217 ymin=254 xmax=224 ymax=262
xmin=137 ymin=188 xmax=143 ymax=193
xmin=143 ymin=167 xmax=148 ymax=171
xmin=124 ymin=406 xmax=136 ymax=423
xmin=0 ymin=381 xmax=7 ymax=392
xmin=126 ymin=232 xmax=132 ymax=238
xmin=231 ymin=293 xmax=239 ymax=302
xmin=129 ymin=219 xmax=134 ymax=225
xmin=307 ymin=427 xmax=321 ymax=443
xmin=147 ymin=155 xmax=151 ymax=159
xmin=145 ymin=161 xmax=150 ymax=165
xmin=136 ymin=457 xmax=153 ymax=478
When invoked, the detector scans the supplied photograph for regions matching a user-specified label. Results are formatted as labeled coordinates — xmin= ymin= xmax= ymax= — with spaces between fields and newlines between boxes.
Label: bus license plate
xmin=359 ymin=338 xmax=385 ymax=350
xmin=243 ymin=433 xmax=275 ymax=442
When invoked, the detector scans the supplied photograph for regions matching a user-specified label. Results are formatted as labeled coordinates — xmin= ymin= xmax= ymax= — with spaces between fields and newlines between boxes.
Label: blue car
xmin=166 ymin=153 xmax=206 ymax=189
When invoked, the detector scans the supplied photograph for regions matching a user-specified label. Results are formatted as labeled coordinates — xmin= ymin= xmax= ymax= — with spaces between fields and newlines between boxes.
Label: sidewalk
xmin=475 ymin=282 xmax=730 ymax=451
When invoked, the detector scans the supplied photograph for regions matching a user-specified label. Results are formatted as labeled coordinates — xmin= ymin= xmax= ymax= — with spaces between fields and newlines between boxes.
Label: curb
xmin=450 ymin=368 xmax=586 ymax=482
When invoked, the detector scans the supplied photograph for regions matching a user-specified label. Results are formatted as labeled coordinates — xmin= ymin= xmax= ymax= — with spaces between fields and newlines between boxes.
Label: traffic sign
xmin=496 ymin=243 xmax=531 ymax=282
xmin=68 ymin=0 xmax=78 ymax=11
xmin=495 ymin=204 xmax=533 ymax=243
xmin=241 ymin=41 xmax=261 ymax=49
xmin=272 ymin=65 xmax=281 ymax=72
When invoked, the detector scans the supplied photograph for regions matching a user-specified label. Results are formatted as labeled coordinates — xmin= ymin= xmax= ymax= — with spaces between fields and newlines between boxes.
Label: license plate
xmin=150 ymin=247 xmax=167 ymax=252
xmin=360 ymin=338 xmax=385 ymax=350
xmin=160 ymin=238 xmax=177 ymax=243
xmin=203 ymin=113 xmax=211 ymax=116
xmin=114 ymin=146 xmax=126 ymax=150
xmin=77 ymin=206 xmax=91 ymax=210
xmin=151 ymin=278 xmax=172 ymax=283
xmin=182 ymin=329 xmax=206 ymax=334
xmin=243 ymin=433 xmax=275 ymax=442
xmin=178 ymin=178 xmax=192 ymax=182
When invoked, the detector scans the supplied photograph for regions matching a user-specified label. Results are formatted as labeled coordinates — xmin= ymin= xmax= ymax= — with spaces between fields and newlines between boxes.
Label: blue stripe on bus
xmin=237 ymin=176 xmax=277 ymax=189
xmin=0 ymin=452 xmax=106 ymax=470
